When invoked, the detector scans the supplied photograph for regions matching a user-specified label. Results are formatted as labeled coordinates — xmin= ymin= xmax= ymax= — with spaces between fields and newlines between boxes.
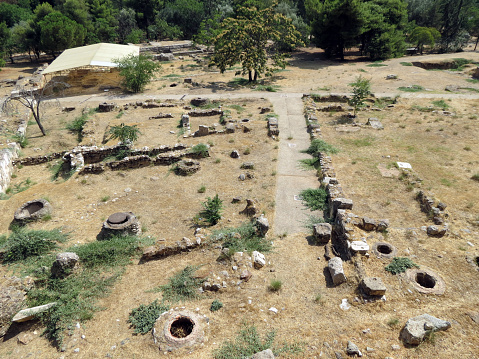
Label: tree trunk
xmin=32 ymin=106 xmax=46 ymax=136
xmin=253 ymin=70 xmax=258 ymax=82
xmin=475 ymin=37 xmax=479 ymax=51
xmin=248 ymin=70 xmax=253 ymax=82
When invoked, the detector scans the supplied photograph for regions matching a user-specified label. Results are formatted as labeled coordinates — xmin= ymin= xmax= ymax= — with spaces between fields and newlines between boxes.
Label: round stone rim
xmin=107 ymin=212 xmax=128 ymax=224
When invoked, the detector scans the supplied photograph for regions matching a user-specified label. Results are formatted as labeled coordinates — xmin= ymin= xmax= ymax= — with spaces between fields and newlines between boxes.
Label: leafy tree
xmin=359 ymin=0 xmax=408 ymax=60
xmin=26 ymin=3 xmax=55 ymax=59
xmin=404 ymin=0 xmax=441 ymax=27
xmin=108 ymin=123 xmax=141 ymax=145
xmin=39 ymin=11 xmax=86 ymax=57
xmin=126 ymin=0 xmax=163 ymax=37
xmin=114 ymin=53 xmax=161 ymax=93
xmin=307 ymin=0 xmax=363 ymax=60
xmin=148 ymin=18 xmax=183 ymax=40
xmin=0 ymin=22 xmax=13 ymax=64
xmin=87 ymin=0 xmax=118 ymax=42
xmin=468 ymin=6 xmax=479 ymax=50
xmin=438 ymin=0 xmax=474 ymax=52
xmin=0 ymin=2 xmax=32 ymax=27
xmin=210 ymin=3 xmax=303 ymax=82
xmin=409 ymin=26 xmax=441 ymax=54
xmin=348 ymin=75 xmax=371 ymax=117
xmin=116 ymin=8 xmax=138 ymax=43
xmin=159 ymin=0 xmax=205 ymax=39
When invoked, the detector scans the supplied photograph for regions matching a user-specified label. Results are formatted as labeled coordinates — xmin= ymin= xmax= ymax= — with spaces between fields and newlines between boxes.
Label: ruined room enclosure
xmin=0 ymin=97 xmax=278 ymax=245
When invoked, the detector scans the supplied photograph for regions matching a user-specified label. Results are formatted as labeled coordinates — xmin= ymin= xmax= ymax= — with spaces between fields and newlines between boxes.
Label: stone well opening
xmin=107 ymin=212 xmax=128 ymax=225
xmin=24 ymin=201 xmax=44 ymax=215
xmin=475 ymin=257 xmax=479 ymax=267
xmin=416 ymin=272 xmax=436 ymax=288
xmin=377 ymin=244 xmax=392 ymax=255
xmin=170 ymin=316 xmax=194 ymax=338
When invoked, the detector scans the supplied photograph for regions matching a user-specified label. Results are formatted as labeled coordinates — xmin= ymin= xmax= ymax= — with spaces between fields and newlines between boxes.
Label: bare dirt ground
xmin=1 ymin=45 xmax=479 ymax=359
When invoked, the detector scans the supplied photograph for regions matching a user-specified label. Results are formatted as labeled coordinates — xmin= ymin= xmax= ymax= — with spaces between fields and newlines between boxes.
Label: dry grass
xmin=1 ymin=49 xmax=479 ymax=358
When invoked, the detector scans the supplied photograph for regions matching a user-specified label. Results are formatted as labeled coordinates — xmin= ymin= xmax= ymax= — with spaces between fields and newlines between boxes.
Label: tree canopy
xmin=210 ymin=4 xmax=304 ymax=82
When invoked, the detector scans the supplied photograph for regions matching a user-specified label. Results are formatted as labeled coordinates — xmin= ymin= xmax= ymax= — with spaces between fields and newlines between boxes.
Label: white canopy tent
xmin=42 ymin=43 xmax=140 ymax=75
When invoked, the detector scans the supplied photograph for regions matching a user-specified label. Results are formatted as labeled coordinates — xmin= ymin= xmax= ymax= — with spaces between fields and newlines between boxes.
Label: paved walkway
xmin=269 ymin=95 xmax=320 ymax=235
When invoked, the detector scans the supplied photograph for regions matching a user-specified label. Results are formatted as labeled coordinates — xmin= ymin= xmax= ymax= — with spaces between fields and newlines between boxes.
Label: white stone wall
xmin=0 ymin=145 xmax=19 ymax=194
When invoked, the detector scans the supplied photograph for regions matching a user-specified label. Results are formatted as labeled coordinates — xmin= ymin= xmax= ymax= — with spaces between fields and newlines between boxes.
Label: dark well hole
xmin=170 ymin=317 xmax=194 ymax=338
xmin=475 ymin=257 xmax=479 ymax=267
xmin=26 ymin=202 xmax=44 ymax=214
xmin=377 ymin=244 xmax=392 ymax=254
xmin=416 ymin=272 xmax=436 ymax=288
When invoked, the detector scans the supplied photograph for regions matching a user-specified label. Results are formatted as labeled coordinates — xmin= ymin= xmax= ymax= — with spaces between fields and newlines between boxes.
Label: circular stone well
xmin=14 ymin=199 xmax=52 ymax=223
xmin=405 ymin=267 xmax=445 ymax=295
xmin=153 ymin=310 xmax=207 ymax=353
xmin=372 ymin=242 xmax=397 ymax=259
xmin=99 ymin=212 xmax=141 ymax=239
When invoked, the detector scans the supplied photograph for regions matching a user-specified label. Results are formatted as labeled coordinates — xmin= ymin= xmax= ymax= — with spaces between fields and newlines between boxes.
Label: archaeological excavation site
xmin=0 ymin=43 xmax=479 ymax=359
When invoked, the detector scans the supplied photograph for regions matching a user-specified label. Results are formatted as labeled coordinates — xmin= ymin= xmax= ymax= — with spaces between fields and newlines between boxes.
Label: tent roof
xmin=42 ymin=43 xmax=140 ymax=75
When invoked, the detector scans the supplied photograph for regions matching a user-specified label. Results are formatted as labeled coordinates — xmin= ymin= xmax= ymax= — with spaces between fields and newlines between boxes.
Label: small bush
xmin=432 ymin=100 xmax=449 ymax=109
xmin=243 ymin=147 xmax=251 ymax=155
xmin=128 ymin=299 xmax=169 ymax=334
xmin=400 ymin=62 xmax=413 ymax=66
xmin=198 ymin=185 xmax=206 ymax=193
xmin=299 ymin=188 xmax=328 ymax=211
xmin=10 ymin=133 xmax=29 ymax=148
xmin=302 ymin=139 xmax=339 ymax=156
xmin=398 ymin=85 xmax=424 ymax=92
xmin=191 ymin=143 xmax=209 ymax=158
xmin=108 ymin=123 xmax=141 ymax=145
xmin=50 ymin=161 xmax=74 ymax=181
xmin=159 ymin=266 xmax=205 ymax=302
xmin=72 ymin=235 xmax=150 ymax=268
xmin=213 ymin=324 xmax=276 ymax=359
xmin=387 ymin=318 xmax=400 ymax=327
xmin=385 ymin=257 xmax=419 ymax=275
xmin=211 ymin=222 xmax=272 ymax=255
xmin=210 ymin=299 xmax=223 ymax=312
xmin=471 ymin=173 xmax=479 ymax=182
xmin=200 ymin=194 xmax=223 ymax=225
xmin=2 ymin=228 xmax=68 ymax=262
xmin=269 ymin=279 xmax=282 ymax=292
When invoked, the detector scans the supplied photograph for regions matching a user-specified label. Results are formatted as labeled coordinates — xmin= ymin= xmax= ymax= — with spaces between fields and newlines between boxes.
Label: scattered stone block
xmin=0 ymin=276 xmax=34 ymax=337
xmin=254 ymin=214 xmax=269 ymax=237
xmin=386 ymin=74 xmax=398 ymax=80
xmin=190 ymin=97 xmax=210 ymax=107
xmin=51 ymin=252 xmax=79 ymax=279
xmin=250 ymin=349 xmax=275 ymax=359
xmin=240 ymin=199 xmax=258 ymax=216
xmin=346 ymin=341 xmax=362 ymax=357
xmin=12 ymin=302 xmax=57 ymax=322
xmin=230 ymin=150 xmax=240 ymax=158
xmin=313 ymin=223 xmax=332 ymax=244
xmin=240 ymin=270 xmax=252 ymax=282
xmin=175 ymin=159 xmax=200 ymax=176
xmin=366 ymin=118 xmax=384 ymax=129
xmin=361 ymin=277 xmax=386 ymax=296
xmin=98 ymin=102 xmax=115 ymax=112
xmin=427 ymin=225 xmax=447 ymax=237
xmin=396 ymin=162 xmax=412 ymax=169
xmin=350 ymin=241 xmax=369 ymax=254
xmin=401 ymin=314 xmax=451 ymax=345
xmin=361 ymin=217 xmax=377 ymax=231
xmin=225 ymin=123 xmax=235 ymax=133
xmin=330 ymin=198 xmax=353 ymax=218
xmin=241 ymin=162 xmax=255 ymax=169
xmin=252 ymin=251 xmax=265 ymax=269
xmin=197 ymin=125 xmax=209 ymax=137
xmin=377 ymin=219 xmax=389 ymax=232
xmin=328 ymin=257 xmax=346 ymax=285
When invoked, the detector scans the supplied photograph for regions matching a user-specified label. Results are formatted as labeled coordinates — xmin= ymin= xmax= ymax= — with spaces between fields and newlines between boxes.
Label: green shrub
xmin=213 ymin=324 xmax=276 ymax=359
xmin=108 ymin=123 xmax=141 ymax=145
xmin=191 ymin=143 xmax=209 ymax=158
xmin=212 ymin=222 xmax=273 ymax=255
xmin=432 ymin=100 xmax=449 ymax=110
xmin=385 ymin=257 xmax=419 ymax=274
xmin=115 ymin=54 xmax=161 ymax=93
xmin=72 ymin=235 xmax=149 ymax=268
xmin=302 ymin=139 xmax=339 ymax=156
xmin=471 ymin=173 xmax=479 ymax=182
xmin=198 ymin=185 xmax=206 ymax=193
xmin=400 ymin=62 xmax=413 ymax=66
xmin=2 ymin=228 xmax=68 ymax=262
xmin=299 ymin=188 xmax=328 ymax=211
xmin=159 ymin=266 xmax=206 ymax=302
xmin=50 ymin=161 xmax=74 ymax=181
xmin=398 ymin=85 xmax=424 ymax=92
xmin=210 ymin=299 xmax=224 ymax=312
xmin=10 ymin=133 xmax=29 ymax=148
xmin=200 ymin=194 xmax=223 ymax=225
xmin=128 ymin=299 xmax=169 ymax=334
xmin=269 ymin=279 xmax=282 ymax=292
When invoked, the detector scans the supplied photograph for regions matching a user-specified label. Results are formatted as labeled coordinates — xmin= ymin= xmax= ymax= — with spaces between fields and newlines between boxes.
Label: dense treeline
xmin=0 ymin=0 xmax=478 ymax=67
